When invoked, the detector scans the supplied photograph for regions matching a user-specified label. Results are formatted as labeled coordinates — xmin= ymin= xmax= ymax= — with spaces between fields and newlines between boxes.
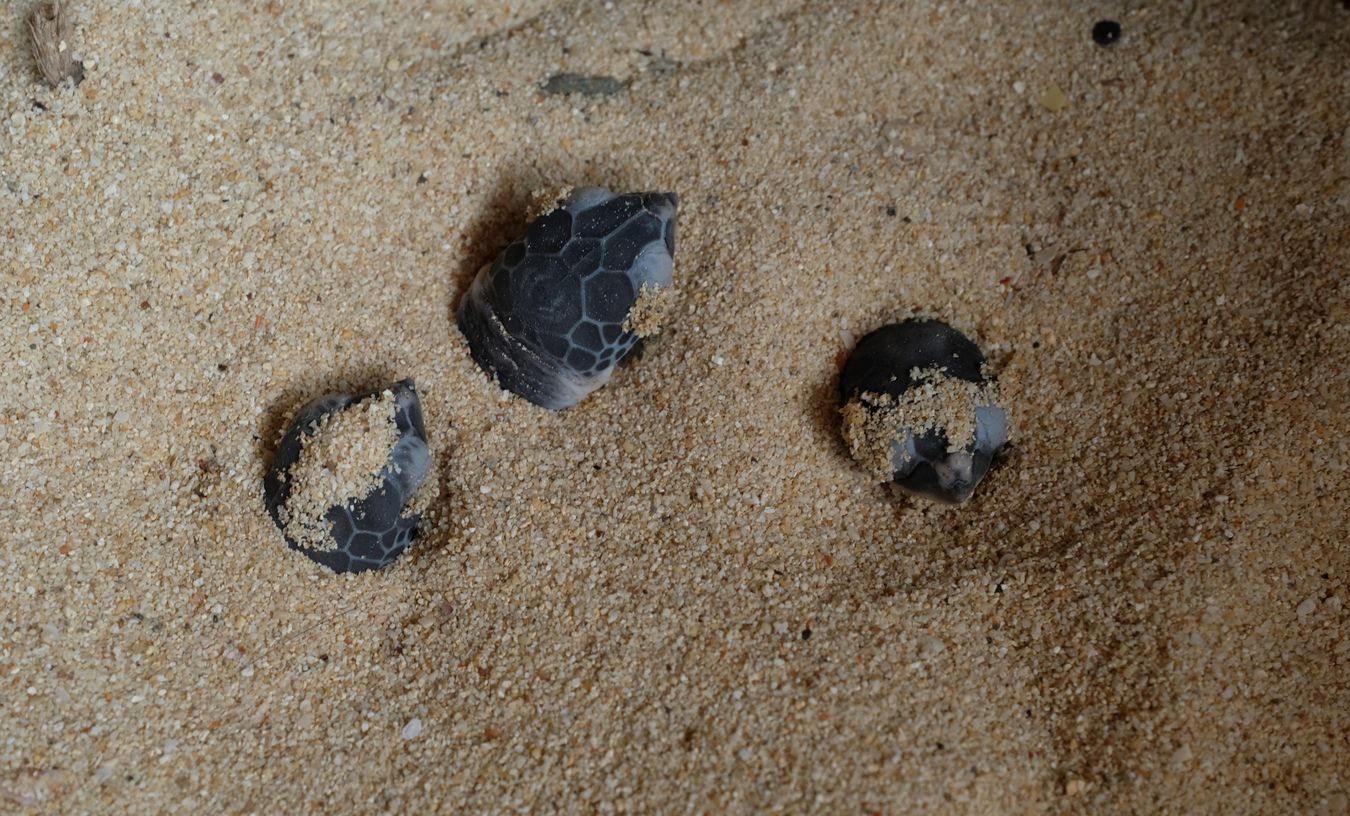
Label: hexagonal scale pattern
xmin=457 ymin=187 xmax=678 ymax=410
xmin=263 ymin=379 xmax=430 ymax=573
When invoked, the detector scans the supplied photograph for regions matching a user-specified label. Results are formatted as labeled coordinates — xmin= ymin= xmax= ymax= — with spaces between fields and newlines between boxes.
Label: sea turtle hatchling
xmin=839 ymin=319 xmax=1009 ymax=504
xmin=264 ymin=379 xmax=430 ymax=573
xmin=457 ymin=186 xmax=678 ymax=410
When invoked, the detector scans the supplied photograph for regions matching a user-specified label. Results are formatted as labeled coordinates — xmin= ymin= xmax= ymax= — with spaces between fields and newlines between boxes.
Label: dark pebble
xmin=1092 ymin=20 xmax=1121 ymax=46
xmin=540 ymin=73 xmax=626 ymax=97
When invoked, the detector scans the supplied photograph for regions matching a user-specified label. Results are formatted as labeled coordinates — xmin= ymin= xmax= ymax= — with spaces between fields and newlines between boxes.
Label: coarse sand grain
xmin=841 ymin=369 xmax=996 ymax=484
xmin=623 ymin=282 xmax=674 ymax=339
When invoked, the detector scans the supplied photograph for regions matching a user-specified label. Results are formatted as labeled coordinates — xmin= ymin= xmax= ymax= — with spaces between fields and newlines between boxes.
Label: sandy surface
xmin=2 ymin=1 xmax=1347 ymax=812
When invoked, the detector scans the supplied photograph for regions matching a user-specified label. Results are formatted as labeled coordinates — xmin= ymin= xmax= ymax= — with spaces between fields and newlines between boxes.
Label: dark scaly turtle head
xmin=457 ymin=187 xmax=678 ymax=410
xmin=264 ymin=379 xmax=430 ymax=573
xmin=839 ymin=319 xmax=1009 ymax=504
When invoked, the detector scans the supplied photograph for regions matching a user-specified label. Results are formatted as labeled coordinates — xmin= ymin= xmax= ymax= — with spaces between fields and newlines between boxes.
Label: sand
xmin=841 ymin=372 xmax=998 ymax=483
xmin=2 ymin=0 xmax=1347 ymax=813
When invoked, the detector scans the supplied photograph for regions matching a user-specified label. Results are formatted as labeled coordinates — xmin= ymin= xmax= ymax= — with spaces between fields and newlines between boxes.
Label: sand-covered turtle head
xmin=263 ymin=379 xmax=431 ymax=572
xmin=839 ymin=319 xmax=1008 ymax=504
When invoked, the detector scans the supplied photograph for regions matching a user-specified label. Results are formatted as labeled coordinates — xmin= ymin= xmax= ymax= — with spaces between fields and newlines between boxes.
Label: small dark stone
xmin=801 ymin=628 xmax=812 ymax=640
xmin=416 ymin=173 xmax=428 ymax=184
xmin=886 ymin=206 xmax=897 ymax=217
xmin=540 ymin=73 xmax=626 ymax=97
xmin=1092 ymin=20 xmax=1122 ymax=46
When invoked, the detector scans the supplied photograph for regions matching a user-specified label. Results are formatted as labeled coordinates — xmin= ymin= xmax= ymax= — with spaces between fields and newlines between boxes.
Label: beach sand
xmin=2 ymin=0 xmax=1347 ymax=812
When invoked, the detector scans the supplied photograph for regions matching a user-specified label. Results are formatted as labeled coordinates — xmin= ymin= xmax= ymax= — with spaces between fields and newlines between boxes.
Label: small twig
xmin=28 ymin=1 xmax=83 ymax=87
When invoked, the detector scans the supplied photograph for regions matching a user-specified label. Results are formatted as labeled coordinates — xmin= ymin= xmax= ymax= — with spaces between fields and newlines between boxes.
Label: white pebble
xmin=402 ymin=717 xmax=423 ymax=740
xmin=1296 ymin=596 xmax=1318 ymax=617
xmin=1170 ymin=744 xmax=1193 ymax=769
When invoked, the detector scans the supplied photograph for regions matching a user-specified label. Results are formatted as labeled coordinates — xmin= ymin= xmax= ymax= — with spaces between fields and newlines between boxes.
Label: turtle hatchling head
xmin=457 ymin=186 xmax=678 ymax=410
xmin=263 ymin=379 xmax=431 ymax=572
xmin=839 ymin=319 xmax=1009 ymax=504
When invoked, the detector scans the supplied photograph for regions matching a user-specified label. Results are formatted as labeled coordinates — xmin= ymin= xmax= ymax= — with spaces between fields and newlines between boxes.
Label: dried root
xmin=29 ymin=1 xmax=84 ymax=87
